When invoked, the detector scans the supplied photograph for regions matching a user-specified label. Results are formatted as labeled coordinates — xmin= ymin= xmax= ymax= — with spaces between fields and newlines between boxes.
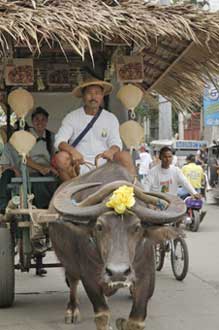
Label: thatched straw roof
xmin=0 ymin=0 xmax=219 ymax=109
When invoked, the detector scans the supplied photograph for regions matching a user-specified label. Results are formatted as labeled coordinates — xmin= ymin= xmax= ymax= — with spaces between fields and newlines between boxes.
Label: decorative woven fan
xmin=117 ymin=84 xmax=144 ymax=148
xmin=117 ymin=84 xmax=143 ymax=113
xmin=119 ymin=120 xmax=144 ymax=149
xmin=9 ymin=131 xmax=36 ymax=156
xmin=8 ymin=88 xmax=34 ymax=118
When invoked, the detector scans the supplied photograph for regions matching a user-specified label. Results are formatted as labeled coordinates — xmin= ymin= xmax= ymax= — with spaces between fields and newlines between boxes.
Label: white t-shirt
xmin=55 ymin=107 xmax=122 ymax=173
xmin=137 ymin=152 xmax=152 ymax=175
xmin=144 ymin=164 xmax=196 ymax=196
xmin=28 ymin=127 xmax=54 ymax=173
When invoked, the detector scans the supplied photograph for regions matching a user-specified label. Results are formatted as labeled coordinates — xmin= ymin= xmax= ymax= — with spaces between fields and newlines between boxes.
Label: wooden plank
xmin=18 ymin=222 xmax=30 ymax=227
xmin=17 ymin=215 xmax=59 ymax=226
xmin=7 ymin=209 xmax=60 ymax=223
xmin=146 ymin=41 xmax=195 ymax=92
xmin=11 ymin=176 xmax=57 ymax=183
xmin=7 ymin=208 xmax=49 ymax=215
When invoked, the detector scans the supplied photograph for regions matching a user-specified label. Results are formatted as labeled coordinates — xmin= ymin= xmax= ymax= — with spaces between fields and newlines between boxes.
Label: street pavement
xmin=0 ymin=201 xmax=219 ymax=330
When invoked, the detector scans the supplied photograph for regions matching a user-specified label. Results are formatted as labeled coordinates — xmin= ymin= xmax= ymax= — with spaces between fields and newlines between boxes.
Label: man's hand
xmin=37 ymin=165 xmax=59 ymax=176
xmin=193 ymin=193 xmax=202 ymax=199
xmin=97 ymin=146 xmax=120 ymax=163
xmin=70 ymin=149 xmax=84 ymax=165
xmin=99 ymin=149 xmax=115 ymax=161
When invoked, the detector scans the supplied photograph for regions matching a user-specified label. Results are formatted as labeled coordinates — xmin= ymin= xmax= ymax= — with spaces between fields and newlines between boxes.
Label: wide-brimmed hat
xmin=72 ymin=78 xmax=113 ymax=98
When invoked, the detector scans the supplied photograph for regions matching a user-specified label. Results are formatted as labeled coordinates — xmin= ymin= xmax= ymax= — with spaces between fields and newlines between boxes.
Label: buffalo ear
xmin=144 ymin=226 xmax=185 ymax=243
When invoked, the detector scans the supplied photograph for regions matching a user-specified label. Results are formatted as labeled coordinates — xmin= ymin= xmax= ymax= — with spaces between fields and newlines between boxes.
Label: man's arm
xmin=98 ymin=145 xmax=120 ymax=161
xmin=58 ymin=142 xmax=84 ymax=164
xmin=54 ymin=112 xmax=75 ymax=150
xmin=106 ymin=114 xmax=123 ymax=150
xmin=26 ymin=157 xmax=57 ymax=176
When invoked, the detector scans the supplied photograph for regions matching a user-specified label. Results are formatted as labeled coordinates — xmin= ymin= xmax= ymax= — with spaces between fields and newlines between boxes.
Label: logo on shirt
xmin=101 ymin=128 xmax=108 ymax=138
xmin=160 ymin=179 xmax=172 ymax=193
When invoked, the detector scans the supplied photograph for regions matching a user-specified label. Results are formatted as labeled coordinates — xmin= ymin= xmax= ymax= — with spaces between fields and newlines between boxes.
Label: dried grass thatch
xmin=0 ymin=0 xmax=219 ymax=108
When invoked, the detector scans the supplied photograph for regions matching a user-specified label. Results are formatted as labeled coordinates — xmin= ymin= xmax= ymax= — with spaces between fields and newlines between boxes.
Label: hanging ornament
xmin=36 ymin=68 xmax=45 ymax=91
xmin=76 ymin=68 xmax=83 ymax=85
xmin=104 ymin=62 xmax=111 ymax=81
xmin=104 ymin=61 xmax=115 ymax=82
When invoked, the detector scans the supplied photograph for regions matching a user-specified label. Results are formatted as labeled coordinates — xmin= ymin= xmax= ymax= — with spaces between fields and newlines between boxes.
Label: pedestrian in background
xmin=136 ymin=144 xmax=152 ymax=184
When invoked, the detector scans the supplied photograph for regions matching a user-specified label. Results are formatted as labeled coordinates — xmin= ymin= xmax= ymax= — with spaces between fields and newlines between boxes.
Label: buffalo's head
xmin=52 ymin=180 xmax=186 ymax=289
xmin=92 ymin=211 xmax=144 ymax=289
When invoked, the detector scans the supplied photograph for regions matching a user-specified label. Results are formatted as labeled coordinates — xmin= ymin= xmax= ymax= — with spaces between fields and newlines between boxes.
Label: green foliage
xmin=135 ymin=101 xmax=158 ymax=121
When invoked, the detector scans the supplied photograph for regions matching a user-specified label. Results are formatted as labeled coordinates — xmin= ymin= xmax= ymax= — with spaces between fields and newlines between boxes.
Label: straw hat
xmin=72 ymin=78 xmax=113 ymax=98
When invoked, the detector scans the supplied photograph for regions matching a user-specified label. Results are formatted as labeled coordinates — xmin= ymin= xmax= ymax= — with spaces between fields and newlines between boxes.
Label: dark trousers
xmin=0 ymin=169 xmax=15 ymax=213
xmin=30 ymin=174 xmax=59 ymax=209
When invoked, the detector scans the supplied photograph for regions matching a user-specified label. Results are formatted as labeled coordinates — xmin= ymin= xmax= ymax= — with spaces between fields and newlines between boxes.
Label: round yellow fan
xmin=117 ymin=84 xmax=143 ymax=111
xmin=120 ymin=120 xmax=144 ymax=149
xmin=8 ymin=88 xmax=34 ymax=118
xmin=9 ymin=131 xmax=36 ymax=156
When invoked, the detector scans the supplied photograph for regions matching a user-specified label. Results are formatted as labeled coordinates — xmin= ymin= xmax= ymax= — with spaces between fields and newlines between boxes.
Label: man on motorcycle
xmin=144 ymin=147 xmax=201 ymax=198
xmin=181 ymin=154 xmax=205 ymax=195
xmin=180 ymin=154 xmax=206 ymax=222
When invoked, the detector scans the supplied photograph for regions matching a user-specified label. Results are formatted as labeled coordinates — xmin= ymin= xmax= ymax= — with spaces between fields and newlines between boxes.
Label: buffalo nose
xmin=105 ymin=264 xmax=131 ymax=280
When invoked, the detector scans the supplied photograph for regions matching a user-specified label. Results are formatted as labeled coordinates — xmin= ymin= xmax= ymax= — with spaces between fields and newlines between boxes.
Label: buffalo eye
xmin=134 ymin=224 xmax=142 ymax=233
xmin=96 ymin=223 xmax=103 ymax=232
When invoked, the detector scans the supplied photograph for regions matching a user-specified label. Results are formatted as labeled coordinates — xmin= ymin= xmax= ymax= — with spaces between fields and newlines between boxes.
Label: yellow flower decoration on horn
xmin=106 ymin=185 xmax=135 ymax=214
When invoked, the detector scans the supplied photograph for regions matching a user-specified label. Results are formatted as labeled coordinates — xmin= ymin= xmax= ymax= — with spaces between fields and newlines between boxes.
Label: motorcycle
xmin=182 ymin=196 xmax=204 ymax=232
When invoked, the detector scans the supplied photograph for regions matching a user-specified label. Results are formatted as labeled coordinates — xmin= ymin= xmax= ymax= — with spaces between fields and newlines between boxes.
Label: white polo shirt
xmin=55 ymin=107 xmax=122 ymax=172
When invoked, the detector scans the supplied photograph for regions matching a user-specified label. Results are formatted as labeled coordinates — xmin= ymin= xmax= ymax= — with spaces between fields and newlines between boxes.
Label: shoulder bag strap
xmin=71 ymin=107 xmax=103 ymax=148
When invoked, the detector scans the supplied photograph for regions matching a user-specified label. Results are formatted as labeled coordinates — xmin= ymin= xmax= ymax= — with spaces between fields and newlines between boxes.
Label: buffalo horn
xmin=78 ymin=180 xmax=133 ymax=206
xmin=53 ymin=180 xmax=186 ymax=224
xmin=133 ymin=186 xmax=169 ymax=208
xmin=132 ymin=189 xmax=186 ymax=225
xmin=53 ymin=182 xmax=108 ymax=217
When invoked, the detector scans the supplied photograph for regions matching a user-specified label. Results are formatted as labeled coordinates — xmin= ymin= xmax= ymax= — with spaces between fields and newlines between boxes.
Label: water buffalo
xmin=48 ymin=162 xmax=186 ymax=330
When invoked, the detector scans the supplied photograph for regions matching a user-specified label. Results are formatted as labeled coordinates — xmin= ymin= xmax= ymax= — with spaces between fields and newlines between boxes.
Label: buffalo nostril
xmin=105 ymin=266 xmax=131 ymax=278
xmin=124 ymin=267 xmax=131 ymax=276
xmin=105 ymin=267 xmax=113 ymax=277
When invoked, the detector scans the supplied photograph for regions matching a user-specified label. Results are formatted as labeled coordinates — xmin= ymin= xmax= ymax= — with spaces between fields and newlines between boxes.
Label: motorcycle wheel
xmin=190 ymin=210 xmax=200 ymax=232
xmin=171 ymin=237 xmax=189 ymax=281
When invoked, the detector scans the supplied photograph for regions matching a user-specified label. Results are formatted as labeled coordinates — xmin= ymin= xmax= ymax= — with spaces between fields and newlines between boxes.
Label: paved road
xmin=0 ymin=202 xmax=219 ymax=330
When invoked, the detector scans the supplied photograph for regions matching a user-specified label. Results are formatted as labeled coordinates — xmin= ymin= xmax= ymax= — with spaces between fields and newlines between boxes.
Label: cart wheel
xmin=0 ymin=226 xmax=15 ymax=307
xmin=155 ymin=243 xmax=165 ymax=271
xmin=189 ymin=210 xmax=200 ymax=232
xmin=171 ymin=237 xmax=189 ymax=281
